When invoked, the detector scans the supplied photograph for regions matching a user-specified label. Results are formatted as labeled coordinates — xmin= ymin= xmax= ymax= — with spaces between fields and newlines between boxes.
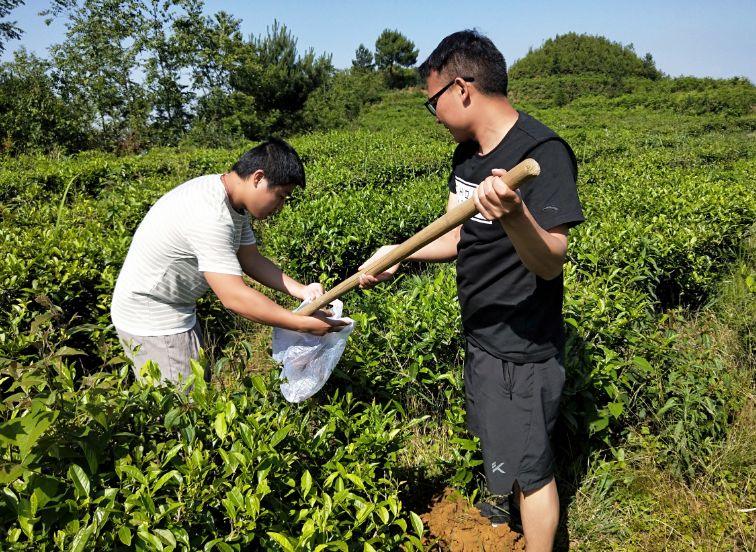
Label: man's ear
xmin=251 ymin=169 xmax=266 ymax=187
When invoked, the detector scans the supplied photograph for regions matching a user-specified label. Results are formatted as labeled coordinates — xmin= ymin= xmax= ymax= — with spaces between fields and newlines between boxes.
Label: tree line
xmin=0 ymin=0 xmax=420 ymax=155
xmin=4 ymin=3 xmax=751 ymax=156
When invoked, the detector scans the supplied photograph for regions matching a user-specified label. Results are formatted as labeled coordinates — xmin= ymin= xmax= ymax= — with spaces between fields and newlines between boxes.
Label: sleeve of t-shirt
xmin=184 ymin=214 xmax=244 ymax=276
xmin=520 ymin=140 xmax=584 ymax=231
xmin=240 ymin=217 xmax=256 ymax=246
xmin=448 ymin=142 xmax=474 ymax=193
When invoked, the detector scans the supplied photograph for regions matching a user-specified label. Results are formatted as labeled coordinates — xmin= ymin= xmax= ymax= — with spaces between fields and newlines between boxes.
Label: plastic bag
xmin=272 ymin=299 xmax=355 ymax=403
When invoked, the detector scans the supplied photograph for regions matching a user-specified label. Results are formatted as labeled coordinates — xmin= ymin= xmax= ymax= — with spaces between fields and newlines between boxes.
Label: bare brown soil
xmin=421 ymin=488 xmax=525 ymax=551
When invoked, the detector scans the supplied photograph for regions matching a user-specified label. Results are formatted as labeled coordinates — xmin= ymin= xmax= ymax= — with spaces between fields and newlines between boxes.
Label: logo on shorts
xmin=491 ymin=462 xmax=507 ymax=474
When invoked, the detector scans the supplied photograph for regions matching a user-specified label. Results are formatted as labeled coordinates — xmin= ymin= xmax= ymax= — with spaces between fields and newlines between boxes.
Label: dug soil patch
xmin=421 ymin=487 xmax=525 ymax=551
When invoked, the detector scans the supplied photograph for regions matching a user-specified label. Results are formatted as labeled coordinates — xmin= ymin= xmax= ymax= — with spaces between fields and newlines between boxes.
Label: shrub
xmin=0 ymin=342 xmax=427 ymax=549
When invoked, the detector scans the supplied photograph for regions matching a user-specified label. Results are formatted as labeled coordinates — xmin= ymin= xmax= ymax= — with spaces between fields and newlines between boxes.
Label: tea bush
xmin=262 ymin=175 xmax=447 ymax=285
xmin=333 ymin=267 xmax=463 ymax=411
xmin=0 ymin=342 xmax=426 ymax=550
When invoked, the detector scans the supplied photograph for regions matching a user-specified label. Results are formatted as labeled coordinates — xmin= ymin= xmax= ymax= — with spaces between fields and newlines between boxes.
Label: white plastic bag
xmin=272 ymin=299 xmax=355 ymax=403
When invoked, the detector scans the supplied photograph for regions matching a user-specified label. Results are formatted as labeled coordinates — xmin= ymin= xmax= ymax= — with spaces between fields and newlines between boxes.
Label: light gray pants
xmin=116 ymin=320 xmax=206 ymax=384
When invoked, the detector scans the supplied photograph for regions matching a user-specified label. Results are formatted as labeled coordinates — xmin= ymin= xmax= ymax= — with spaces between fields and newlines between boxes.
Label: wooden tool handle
xmin=296 ymin=158 xmax=540 ymax=316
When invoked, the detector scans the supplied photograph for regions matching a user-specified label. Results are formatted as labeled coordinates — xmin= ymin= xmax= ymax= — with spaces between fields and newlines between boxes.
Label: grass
xmin=567 ymin=227 xmax=756 ymax=550
xmin=585 ymin=396 xmax=755 ymax=551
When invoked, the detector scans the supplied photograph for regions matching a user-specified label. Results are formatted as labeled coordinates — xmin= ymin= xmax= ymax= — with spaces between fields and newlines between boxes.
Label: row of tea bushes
xmin=0 ymin=128 xmax=453 ymax=203
xmin=0 ymin=356 xmax=426 ymax=550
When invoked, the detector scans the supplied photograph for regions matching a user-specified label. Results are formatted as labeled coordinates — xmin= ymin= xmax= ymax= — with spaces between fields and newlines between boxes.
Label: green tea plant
xmin=0 ymin=317 xmax=427 ymax=550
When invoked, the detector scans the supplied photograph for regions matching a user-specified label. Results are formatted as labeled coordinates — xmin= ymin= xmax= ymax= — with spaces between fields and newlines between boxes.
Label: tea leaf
xmin=301 ymin=469 xmax=313 ymax=497
xmin=267 ymin=532 xmax=296 ymax=552
xmin=70 ymin=523 xmax=94 ymax=552
xmin=214 ymin=412 xmax=227 ymax=440
xmin=68 ymin=464 xmax=90 ymax=499
xmin=409 ymin=511 xmax=424 ymax=538
xmin=118 ymin=526 xmax=132 ymax=546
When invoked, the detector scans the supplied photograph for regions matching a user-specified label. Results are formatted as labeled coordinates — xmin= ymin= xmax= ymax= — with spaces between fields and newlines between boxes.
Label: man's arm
xmin=203 ymin=272 xmax=345 ymax=335
xmin=502 ymin=216 xmax=568 ymax=280
xmin=358 ymin=192 xmax=460 ymax=287
xmin=237 ymin=243 xmax=321 ymax=300
xmin=406 ymin=192 xmax=462 ymax=262
xmin=474 ymin=171 xmax=568 ymax=280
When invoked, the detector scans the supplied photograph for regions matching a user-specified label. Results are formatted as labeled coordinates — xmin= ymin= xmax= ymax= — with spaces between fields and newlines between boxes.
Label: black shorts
xmin=464 ymin=339 xmax=565 ymax=494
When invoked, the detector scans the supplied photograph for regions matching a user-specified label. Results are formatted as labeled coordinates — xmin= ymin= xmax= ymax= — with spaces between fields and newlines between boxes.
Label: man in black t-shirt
xmin=359 ymin=30 xmax=583 ymax=551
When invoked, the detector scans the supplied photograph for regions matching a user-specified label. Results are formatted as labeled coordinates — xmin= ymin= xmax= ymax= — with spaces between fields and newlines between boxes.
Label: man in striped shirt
xmin=111 ymin=139 xmax=347 ymax=383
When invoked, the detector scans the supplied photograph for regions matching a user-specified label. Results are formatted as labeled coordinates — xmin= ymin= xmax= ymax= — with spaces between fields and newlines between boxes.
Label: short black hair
xmin=419 ymin=30 xmax=508 ymax=96
xmin=231 ymin=138 xmax=306 ymax=188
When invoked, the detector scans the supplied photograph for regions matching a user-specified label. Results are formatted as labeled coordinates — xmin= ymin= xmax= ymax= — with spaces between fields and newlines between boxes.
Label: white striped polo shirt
xmin=111 ymin=174 xmax=256 ymax=335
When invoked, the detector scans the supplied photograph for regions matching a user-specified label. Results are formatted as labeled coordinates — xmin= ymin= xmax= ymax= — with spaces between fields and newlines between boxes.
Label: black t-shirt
xmin=448 ymin=111 xmax=584 ymax=362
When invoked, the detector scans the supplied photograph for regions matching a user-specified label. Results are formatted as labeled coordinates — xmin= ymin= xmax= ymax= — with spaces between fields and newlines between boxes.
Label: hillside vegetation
xmin=510 ymin=33 xmax=662 ymax=80
xmin=508 ymin=33 xmax=755 ymax=112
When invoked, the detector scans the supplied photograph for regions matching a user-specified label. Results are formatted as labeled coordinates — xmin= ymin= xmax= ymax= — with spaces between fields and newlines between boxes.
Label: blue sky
xmin=3 ymin=0 xmax=755 ymax=82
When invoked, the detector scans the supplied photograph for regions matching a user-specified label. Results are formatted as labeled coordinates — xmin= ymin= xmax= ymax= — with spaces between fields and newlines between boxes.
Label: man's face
xmin=246 ymin=175 xmax=294 ymax=219
xmin=425 ymin=71 xmax=471 ymax=143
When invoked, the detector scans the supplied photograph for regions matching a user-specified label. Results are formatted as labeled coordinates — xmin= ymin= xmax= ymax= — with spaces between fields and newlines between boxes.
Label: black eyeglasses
xmin=424 ymin=77 xmax=475 ymax=115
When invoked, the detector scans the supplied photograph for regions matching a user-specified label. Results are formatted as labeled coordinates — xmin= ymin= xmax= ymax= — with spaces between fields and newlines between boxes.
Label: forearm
xmin=252 ymin=258 xmax=305 ymax=298
xmin=500 ymin=209 xmax=567 ymax=280
xmin=406 ymin=228 xmax=460 ymax=263
xmin=241 ymin=249 xmax=306 ymax=298
xmin=206 ymin=271 xmax=345 ymax=335
xmin=222 ymin=284 xmax=305 ymax=330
